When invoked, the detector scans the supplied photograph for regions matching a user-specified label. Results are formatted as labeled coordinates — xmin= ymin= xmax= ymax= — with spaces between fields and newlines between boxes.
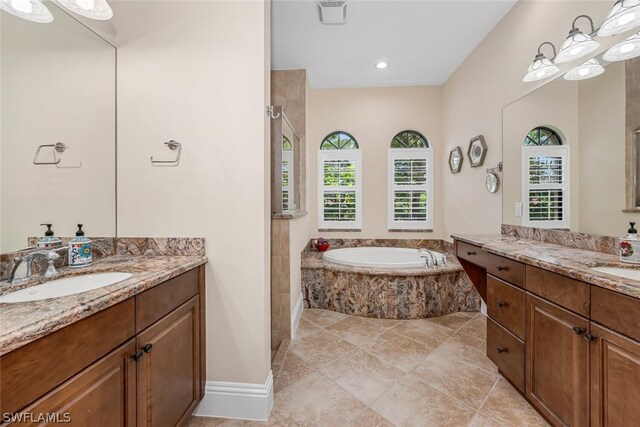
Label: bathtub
xmin=322 ymin=247 xmax=445 ymax=269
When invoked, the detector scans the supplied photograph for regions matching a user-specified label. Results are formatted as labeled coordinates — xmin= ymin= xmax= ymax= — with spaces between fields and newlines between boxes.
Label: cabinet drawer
xmin=525 ymin=265 xmax=590 ymax=317
xmin=487 ymin=276 xmax=525 ymax=340
xmin=591 ymin=286 xmax=640 ymax=341
xmin=136 ymin=268 xmax=199 ymax=333
xmin=456 ymin=241 xmax=486 ymax=268
xmin=487 ymin=318 xmax=525 ymax=393
xmin=0 ymin=299 xmax=135 ymax=415
xmin=487 ymin=254 xmax=525 ymax=288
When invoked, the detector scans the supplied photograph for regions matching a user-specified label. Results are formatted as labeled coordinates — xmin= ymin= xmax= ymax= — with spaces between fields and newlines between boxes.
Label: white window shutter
xmin=318 ymin=149 xmax=362 ymax=229
xmin=388 ymin=148 xmax=433 ymax=230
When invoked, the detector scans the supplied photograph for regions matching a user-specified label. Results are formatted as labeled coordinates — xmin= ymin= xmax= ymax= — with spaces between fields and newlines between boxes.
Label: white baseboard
xmin=291 ymin=292 xmax=304 ymax=339
xmin=193 ymin=371 xmax=273 ymax=421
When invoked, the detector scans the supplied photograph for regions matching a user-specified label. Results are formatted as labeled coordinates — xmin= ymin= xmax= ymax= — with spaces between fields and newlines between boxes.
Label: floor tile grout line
xmin=476 ymin=376 xmax=502 ymax=417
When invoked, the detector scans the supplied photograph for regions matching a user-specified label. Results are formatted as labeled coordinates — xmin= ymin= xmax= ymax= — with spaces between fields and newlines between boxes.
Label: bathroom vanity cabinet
xmin=0 ymin=266 xmax=206 ymax=427
xmin=454 ymin=239 xmax=640 ymax=427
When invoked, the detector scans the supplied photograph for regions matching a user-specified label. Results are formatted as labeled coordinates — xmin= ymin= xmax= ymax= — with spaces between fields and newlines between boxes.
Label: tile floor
xmin=187 ymin=309 xmax=550 ymax=427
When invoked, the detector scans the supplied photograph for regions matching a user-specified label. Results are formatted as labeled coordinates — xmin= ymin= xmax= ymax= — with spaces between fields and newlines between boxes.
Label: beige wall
xmin=308 ymin=86 xmax=443 ymax=239
xmin=442 ymin=0 xmax=614 ymax=238
xmin=0 ymin=8 xmax=116 ymax=252
xmin=116 ymin=0 xmax=271 ymax=385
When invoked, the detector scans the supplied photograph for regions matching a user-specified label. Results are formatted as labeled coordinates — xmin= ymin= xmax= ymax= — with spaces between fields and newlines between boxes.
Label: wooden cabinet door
xmin=12 ymin=339 xmax=136 ymax=426
xmin=590 ymin=323 xmax=640 ymax=427
xmin=136 ymin=296 xmax=200 ymax=427
xmin=526 ymin=294 xmax=590 ymax=426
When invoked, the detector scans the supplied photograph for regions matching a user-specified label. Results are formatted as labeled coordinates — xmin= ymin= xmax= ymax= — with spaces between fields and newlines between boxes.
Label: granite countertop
xmin=0 ymin=254 xmax=207 ymax=356
xmin=451 ymin=233 xmax=640 ymax=300
xmin=302 ymin=250 xmax=464 ymax=277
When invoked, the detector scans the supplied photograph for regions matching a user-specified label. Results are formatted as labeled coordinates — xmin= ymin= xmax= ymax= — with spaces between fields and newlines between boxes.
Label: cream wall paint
xmin=441 ymin=0 xmax=614 ymax=239
xmin=308 ymin=86 xmax=443 ymax=239
xmin=116 ymin=0 xmax=271 ymax=385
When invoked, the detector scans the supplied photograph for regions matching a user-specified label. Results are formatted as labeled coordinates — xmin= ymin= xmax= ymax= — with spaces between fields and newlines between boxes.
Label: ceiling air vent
xmin=317 ymin=1 xmax=347 ymax=25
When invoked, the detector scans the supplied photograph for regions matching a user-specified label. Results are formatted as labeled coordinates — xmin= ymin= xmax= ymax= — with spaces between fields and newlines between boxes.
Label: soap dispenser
xmin=37 ymin=224 xmax=62 ymax=249
xmin=620 ymin=222 xmax=640 ymax=264
xmin=68 ymin=224 xmax=92 ymax=268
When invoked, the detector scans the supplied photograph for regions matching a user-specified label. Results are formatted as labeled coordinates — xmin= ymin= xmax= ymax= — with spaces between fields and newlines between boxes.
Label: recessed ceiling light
xmin=376 ymin=62 xmax=388 ymax=69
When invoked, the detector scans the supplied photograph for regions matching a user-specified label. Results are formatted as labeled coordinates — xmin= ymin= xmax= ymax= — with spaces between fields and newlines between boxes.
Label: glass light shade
xmin=598 ymin=0 xmax=640 ymax=37
xmin=55 ymin=0 xmax=112 ymax=20
xmin=564 ymin=58 xmax=605 ymax=81
xmin=0 ymin=0 xmax=53 ymax=23
xmin=555 ymin=29 xmax=600 ymax=64
xmin=523 ymin=54 xmax=560 ymax=82
xmin=604 ymin=32 xmax=640 ymax=61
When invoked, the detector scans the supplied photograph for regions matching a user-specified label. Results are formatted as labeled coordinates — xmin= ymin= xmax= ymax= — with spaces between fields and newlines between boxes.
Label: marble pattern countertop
xmin=0 ymin=255 xmax=207 ymax=356
xmin=451 ymin=233 xmax=640 ymax=300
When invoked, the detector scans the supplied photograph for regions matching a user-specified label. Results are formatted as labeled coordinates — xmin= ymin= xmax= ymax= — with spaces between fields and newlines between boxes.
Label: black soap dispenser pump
xmin=37 ymin=223 xmax=62 ymax=249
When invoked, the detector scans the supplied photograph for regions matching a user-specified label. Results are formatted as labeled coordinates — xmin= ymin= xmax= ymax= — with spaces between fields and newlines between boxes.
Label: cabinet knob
xmin=496 ymin=266 xmax=508 ymax=272
xmin=131 ymin=351 xmax=143 ymax=362
xmin=572 ymin=326 xmax=585 ymax=335
xmin=496 ymin=347 xmax=507 ymax=354
xmin=495 ymin=301 xmax=505 ymax=308
xmin=584 ymin=333 xmax=597 ymax=342
xmin=466 ymin=251 xmax=476 ymax=256
xmin=142 ymin=343 xmax=153 ymax=353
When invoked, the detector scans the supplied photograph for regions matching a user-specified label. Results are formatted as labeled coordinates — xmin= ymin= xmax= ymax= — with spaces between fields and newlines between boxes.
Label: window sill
xmin=272 ymin=210 xmax=308 ymax=219
xmin=388 ymin=229 xmax=434 ymax=233
xmin=318 ymin=228 xmax=362 ymax=232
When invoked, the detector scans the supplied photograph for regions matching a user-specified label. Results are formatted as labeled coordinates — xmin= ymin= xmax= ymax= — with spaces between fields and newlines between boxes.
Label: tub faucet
xmin=8 ymin=249 xmax=61 ymax=285
xmin=419 ymin=249 xmax=440 ymax=267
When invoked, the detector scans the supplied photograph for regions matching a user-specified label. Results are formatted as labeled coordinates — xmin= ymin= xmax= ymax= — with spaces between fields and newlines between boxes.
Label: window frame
xmin=387 ymin=147 xmax=433 ymax=230
xmin=318 ymin=148 xmax=362 ymax=230
xmin=282 ymin=139 xmax=294 ymax=212
xmin=522 ymin=144 xmax=570 ymax=229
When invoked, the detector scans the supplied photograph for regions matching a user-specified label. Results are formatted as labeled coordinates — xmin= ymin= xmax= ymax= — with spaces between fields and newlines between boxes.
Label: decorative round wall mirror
xmin=485 ymin=172 xmax=500 ymax=193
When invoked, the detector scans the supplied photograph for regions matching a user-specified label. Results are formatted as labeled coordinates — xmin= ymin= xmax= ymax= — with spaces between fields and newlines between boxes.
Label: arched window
xmin=318 ymin=131 xmax=361 ymax=230
xmin=522 ymin=126 xmax=569 ymax=229
xmin=320 ymin=131 xmax=359 ymax=150
xmin=388 ymin=130 xmax=432 ymax=230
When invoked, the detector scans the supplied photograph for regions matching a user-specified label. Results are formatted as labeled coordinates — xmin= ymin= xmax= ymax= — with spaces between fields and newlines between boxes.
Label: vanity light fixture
xmin=55 ymin=0 xmax=113 ymax=20
xmin=598 ymin=0 xmax=640 ymax=37
xmin=555 ymin=15 xmax=600 ymax=64
xmin=523 ymin=42 xmax=560 ymax=82
xmin=376 ymin=61 xmax=388 ymax=69
xmin=0 ymin=0 xmax=53 ymax=23
xmin=604 ymin=32 xmax=640 ymax=60
xmin=564 ymin=58 xmax=605 ymax=81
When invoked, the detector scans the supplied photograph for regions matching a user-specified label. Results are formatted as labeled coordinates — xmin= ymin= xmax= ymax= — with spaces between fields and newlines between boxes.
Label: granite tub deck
xmin=452 ymin=233 xmax=640 ymax=300
xmin=0 ymin=254 xmax=207 ymax=356
xmin=302 ymin=240 xmax=481 ymax=319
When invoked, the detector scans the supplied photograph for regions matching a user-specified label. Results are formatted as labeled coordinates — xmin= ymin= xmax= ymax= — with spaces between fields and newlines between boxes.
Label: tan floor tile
xmin=301 ymin=309 xmax=348 ymax=327
xmin=437 ymin=337 xmax=497 ymax=375
xmin=288 ymin=329 xmax=356 ymax=368
xmin=293 ymin=318 xmax=321 ymax=339
xmin=361 ymin=317 xmax=403 ymax=329
xmin=274 ymin=352 xmax=315 ymax=393
xmin=186 ymin=415 xmax=281 ymax=426
xmin=423 ymin=312 xmax=477 ymax=331
xmin=412 ymin=349 xmax=500 ymax=409
xmin=390 ymin=318 xmax=456 ymax=348
xmin=479 ymin=378 xmax=550 ymax=426
xmin=450 ymin=330 xmax=487 ymax=352
xmin=272 ymin=339 xmax=290 ymax=366
xmin=357 ymin=329 xmax=434 ymax=372
xmin=458 ymin=314 xmax=488 ymax=338
xmin=325 ymin=316 xmax=388 ymax=346
xmin=321 ymin=348 xmax=404 ymax=405
xmin=370 ymin=375 xmax=476 ymax=427
xmin=349 ymin=408 xmax=394 ymax=427
xmin=467 ymin=412 xmax=504 ymax=427
xmin=272 ymin=371 xmax=365 ymax=426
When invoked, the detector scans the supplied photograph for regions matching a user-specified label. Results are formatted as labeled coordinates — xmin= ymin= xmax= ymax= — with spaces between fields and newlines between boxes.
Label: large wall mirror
xmin=1 ymin=2 xmax=116 ymax=252
xmin=503 ymin=53 xmax=640 ymax=237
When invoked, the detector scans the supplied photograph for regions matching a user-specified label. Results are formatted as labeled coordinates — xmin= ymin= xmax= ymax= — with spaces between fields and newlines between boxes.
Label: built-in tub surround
xmin=0 ymin=239 xmax=207 ymax=355
xmin=302 ymin=239 xmax=480 ymax=319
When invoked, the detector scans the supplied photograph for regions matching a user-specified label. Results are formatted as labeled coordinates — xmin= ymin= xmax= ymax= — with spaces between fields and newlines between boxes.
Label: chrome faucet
xmin=419 ymin=249 xmax=445 ymax=267
xmin=8 ymin=250 xmax=61 ymax=284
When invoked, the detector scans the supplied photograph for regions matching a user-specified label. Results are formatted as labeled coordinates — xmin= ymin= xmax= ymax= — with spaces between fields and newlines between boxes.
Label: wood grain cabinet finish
xmin=455 ymin=241 xmax=487 ymax=268
xmin=136 ymin=296 xmax=201 ymax=427
xmin=526 ymin=266 xmax=590 ymax=317
xmin=589 ymin=323 xmax=640 ymax=427
xmin=526 ymin=294 xmax=590 ymax=427
xmin=487 ymin=254 xmax=525 ymax=288
xmin=591 ymin=286 xmax=640 ymax=341
xmin=487 ymin=318 xmax=525 ymax=393
xmin=487 ymin=275 xmax=525 ymax=340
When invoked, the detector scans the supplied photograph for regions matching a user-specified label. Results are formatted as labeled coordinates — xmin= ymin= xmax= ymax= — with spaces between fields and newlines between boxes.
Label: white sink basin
xmin=590 ymin=266 xmax=640 ymax=281
xmin=0 ymin=272 xmax=133 ymax=303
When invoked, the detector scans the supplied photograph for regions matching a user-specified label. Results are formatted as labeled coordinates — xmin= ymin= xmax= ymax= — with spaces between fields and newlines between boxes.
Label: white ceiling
xmin=272 ymin=0 xmax=517 ymax=89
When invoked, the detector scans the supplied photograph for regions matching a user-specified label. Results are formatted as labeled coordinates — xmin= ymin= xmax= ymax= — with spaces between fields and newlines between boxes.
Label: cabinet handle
xmin=496 ymin=347 xmax=507 ymax=354
xmin=572 ymin=326 xmax=585 ymax=335
xmin=496 ymin=266 xmax=509 ymax=272
xmin=142 ymin=343 xmax=153 ymax=353
xmin=466 ymin=251 xmax=476 ymax=256
xmin=584 ymin=333 xmax=597 ymax=342
xmin=495 ymin=301 xmax=505 ymax=308
xmin=131 ymin=351 xmax=144 ymax=362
